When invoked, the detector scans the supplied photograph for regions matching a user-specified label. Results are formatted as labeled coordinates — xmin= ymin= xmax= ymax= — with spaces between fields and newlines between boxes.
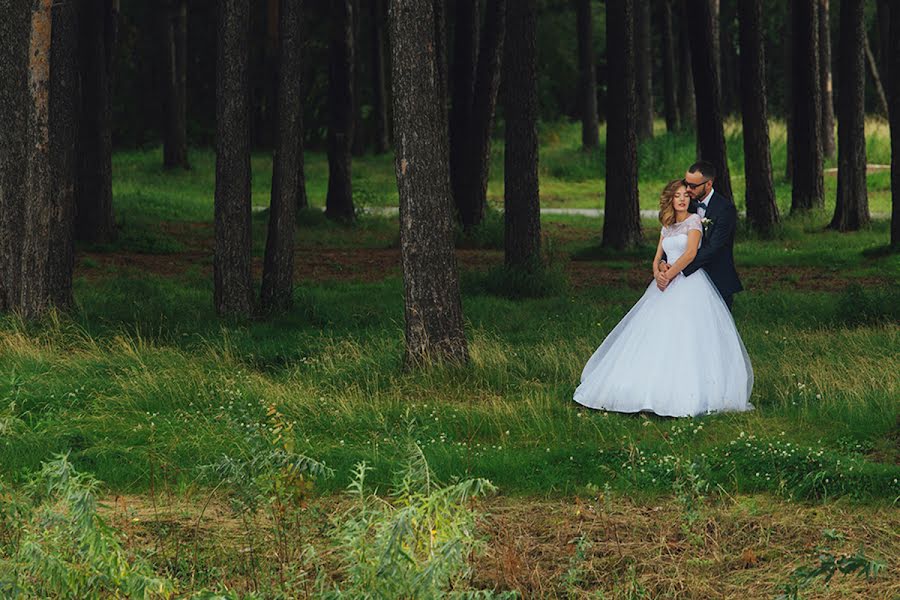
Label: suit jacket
xmin=681 ymin=190 xmax=743 ymax=297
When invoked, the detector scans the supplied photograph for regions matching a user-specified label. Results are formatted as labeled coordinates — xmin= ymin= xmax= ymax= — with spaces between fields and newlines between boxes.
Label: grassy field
xmin=0 ymin=121 xmax=898 ymax=597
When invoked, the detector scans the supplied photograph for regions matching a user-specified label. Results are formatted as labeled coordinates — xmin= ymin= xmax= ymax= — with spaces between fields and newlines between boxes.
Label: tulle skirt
xmin=573 ymin=270 xmax=753 ymax=417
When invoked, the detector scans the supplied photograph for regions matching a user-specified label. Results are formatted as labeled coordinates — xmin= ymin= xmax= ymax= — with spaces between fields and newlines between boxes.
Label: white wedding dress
xmin=573 ymin=214 xmax=753 ymax=417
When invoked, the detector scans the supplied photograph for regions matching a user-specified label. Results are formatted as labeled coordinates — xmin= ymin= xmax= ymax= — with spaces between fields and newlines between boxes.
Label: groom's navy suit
xmin=682 ymin=190 xmax=743 ymax=308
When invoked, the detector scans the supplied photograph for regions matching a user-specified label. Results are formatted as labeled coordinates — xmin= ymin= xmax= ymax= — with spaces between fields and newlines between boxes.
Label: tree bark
xmin=790 ymin=0 xmax=824 ymax=213
xmin=575 ymin=0 xmax=599 ymax=148
xmin=634 ymin=0 xmax=654 ymax=141
xmin=162 ymin=0 xmax=189 ymax=169
xmin=891 ymin=0 xmax=900 ymax=248
xmin=677 ymin=0 xmax=696 ymax=130
xmin=388 ymin=0 xmax=469 ymax=366
xmin=49 ymin=0 xmax=79 ymax=308
xmin=504 ymin=0 xmax=540 ymax=268
xmin=214 ymin=0 xmax=254 ymax=317
xmin=738 ymin=0 xmax=778 ymax=235
xmin=261 ymin=0 xmax=303 ymax=313
xmin=687 ymin=0 xmax=733 ymax=200
xmin=818 ymin=0 xmax=835 ymax=158
xmin=783 ymin=0 xmax=793 ymax=180
xmin=457 ymin=0 xmax=505 ymax=229
xmin=351 ymin=0 xmax=366 ymax=156
xmin=371 ymin=0 xmax=390 ymax=154
xmin=661 ymin=0 xmax=680 ymax=132
xmin=719 ymin=0 xmax=739 ymax=116
xmin=326 ymin=0 xmax=356 ymax=221
xmin=603 ymin=0 xmax=643 ymax=250
xmin=449 ymin=0 xmax=479 ymax=222
xmin=76 ymin=0 xmax=117 ymax=243
xmin=0 ymin=0 xmax=70 ymax=318
xmin=864 ymin=31 xmax=890 ymax=119
xmin=829 ymin=0 xmax=868 ymax=231
xmin=877 ymin=0 xmax=890 ymax=95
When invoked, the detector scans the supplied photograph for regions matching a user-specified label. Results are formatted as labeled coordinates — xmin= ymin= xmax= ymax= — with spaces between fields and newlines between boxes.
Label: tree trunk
xmin=677 ymin=0 xmax=696 ymax=129
xmin=457 ymin=0 xmax=505 ymax=229
xmin=260 ymin=0 xmax=278 ymax=148
xmin=877 ymin=0 xmax=890 ymax=95
xmin=214 ymin=0 xmax=254 ymax=317
xmin=575 ymin=0 xmax=599 ymax=148
xmin=49 ymin=0 xmax=79 ymax=309
xmin=738 ymin=0 xmax=778 ymax=235
xmin=351 ymin=0 xmax=366 ymax=156
xmin=829 ymin=0 xmax=868 ymax=231
xmin=661 ymin=0 xmax=680 ymax=132
xmin=790 ymin=0 xmax=824 ymax=213
xmin=818 ymin=0 xmax=835 ymax=158
xmin=261 ymin=0 xmax=302 ymax=313
xmin=371 ymin=0 xmax=390 ymax=154
xmin=603 ymin=0 xmax=642 ymax=250
xmin=784 ymin=0 xmax=793 ymax=180
xmin=162 ymin=0 xmax=189 ymax=169
xmin=0 ymin=0 xmax=67 ymax=318
xmin=687 ymin=0 xmax=733 ymax=200
xmin=504 ymin=0 xmax=540 ymax=268
xmin=388 ymin=0 xmax=469 ymax=366
xmin=891 ymin=0 xmax=900 ymax=248
xmin=864 ymin=32 xmax=889 ymax=119
xmin=719 ymin=0 xmax=739 ymax=116
xmin=634 ymin=0 xmax=653 ymax=140
xmin=326 ymin=0 xmax=356 ymax=221
xmin=76 ymin=0 xmax=117 ymax=243
xmin=433 ymin=0 xmax=449 ymax=132
xmin=449 ymin=0 xmax=479 ymax=222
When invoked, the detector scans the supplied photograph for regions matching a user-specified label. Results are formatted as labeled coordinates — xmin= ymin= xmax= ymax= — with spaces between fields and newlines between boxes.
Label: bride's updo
xmin=658 ymin=178 xmax=685 ymax=227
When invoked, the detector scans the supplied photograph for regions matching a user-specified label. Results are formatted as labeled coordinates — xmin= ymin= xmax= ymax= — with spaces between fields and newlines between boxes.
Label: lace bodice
xmin=661 ymin=214 xmax=702 ymax=264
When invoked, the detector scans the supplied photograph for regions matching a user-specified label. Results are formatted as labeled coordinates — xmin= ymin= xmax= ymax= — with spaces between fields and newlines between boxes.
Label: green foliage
xmin=774 ymin=529 xmax=885 ymax=600
xmin=0 ymin=454 xmax=174 ymax=599
xmin=323 ymin=444 xmax=512 ymax=599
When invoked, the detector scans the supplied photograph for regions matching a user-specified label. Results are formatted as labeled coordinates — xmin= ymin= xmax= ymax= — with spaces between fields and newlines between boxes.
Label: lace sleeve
xmin=686 ymin=213 xmax=703 ymax=233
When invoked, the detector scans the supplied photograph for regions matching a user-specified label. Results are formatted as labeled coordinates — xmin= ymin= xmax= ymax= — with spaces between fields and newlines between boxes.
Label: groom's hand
xmin=655 ymin=271 xmax=670 ymax=291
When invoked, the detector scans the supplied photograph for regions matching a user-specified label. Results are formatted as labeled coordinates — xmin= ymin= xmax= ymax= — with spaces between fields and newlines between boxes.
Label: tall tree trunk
xmin=49 ymin=0 xmax=79 ymax=308
xmin=504 ymin=0 xmax=540 ymax=268
xmin=784 ymin=0 xmax=793 ymax=180
xmin=76 ymin=0 xmax=117 ymax=243
xmin=790 ymin=0 xmax=824 ymax=213
xmin=388 ymin=0 xmax=469 ymax=366
xmin=738 ymin=0 xmax=778 ymax=235
xmin=351 ymin=0 xmax=366 ymax=156
xmin=261 ymin=0 xmax=303 ymax=313
xmin=457 ymin=0 xmax=505 ymax=229
xmin=162 ymin=0 xmax=189 ymax=169
xmin=864 ymin=32 xmax=889 ymax=119
xmin=719 ymin=0 xmax=739 ymax=116
xmin=371 ymin=0 xmax=390 ymax=154
xmin=877 ymin=0 xmax=890 ymax=95
xmin=433 ymin=0 xmax=449 ymax=132
xmin=603 ymin=0 xmax=642 ymax=250
xmin=260 ymin=0 xmax=278 ymax=148
xmin=0 ymin=0 xmax=66 ymax=318
xmin=575 ymin=0 xmax=599 ymax=148
xmin=634 ymin=0 xmax=653 ymax=140
xmin=677 ymin=0 xmax=696 ymax=130
xmin=449 ymin=0 xmax=479 ymax=221
xmin=891 ymin=0 xmax=900 ymax=248
xmin=830 ymin=0 xmax=868 ymax=231
xmin=325 ymin=0 xmax=356 ymax=221
xmin=214 ymin=0 xmax=254 ymax=317
xmin=661 ymin=0 xmax=680 ymax=132
xmin=818 ymin=0 xmax=835 ymax=158
xmin=687 ymin=0 xmax=733 ymax=200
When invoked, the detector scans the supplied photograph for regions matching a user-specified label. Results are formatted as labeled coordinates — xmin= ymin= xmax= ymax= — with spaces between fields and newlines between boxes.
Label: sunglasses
xmin=682 ymin=178 xmax=710 ymax=190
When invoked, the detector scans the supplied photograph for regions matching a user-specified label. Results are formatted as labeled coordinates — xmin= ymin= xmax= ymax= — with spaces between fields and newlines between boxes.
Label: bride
xmin=573 ymin=179 xmax=753 ymax=417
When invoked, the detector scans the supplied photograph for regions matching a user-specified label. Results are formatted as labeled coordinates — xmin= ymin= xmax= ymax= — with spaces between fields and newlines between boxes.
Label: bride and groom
xmin=574 ymin=161 xmax=753 ymax=418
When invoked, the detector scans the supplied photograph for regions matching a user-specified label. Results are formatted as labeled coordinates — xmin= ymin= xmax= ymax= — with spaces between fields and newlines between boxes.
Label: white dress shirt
xmin=696 ymin=188 xmax=714 ymax=218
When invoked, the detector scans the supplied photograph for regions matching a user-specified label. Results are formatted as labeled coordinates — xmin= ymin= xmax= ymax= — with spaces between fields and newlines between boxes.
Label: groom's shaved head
xmin=687 ymin=161 xmax=717 ymax=180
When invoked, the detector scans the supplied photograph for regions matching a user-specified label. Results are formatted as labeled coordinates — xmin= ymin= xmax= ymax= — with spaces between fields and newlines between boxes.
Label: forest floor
xmin=1 ymin=121 xmax=898 ymax=597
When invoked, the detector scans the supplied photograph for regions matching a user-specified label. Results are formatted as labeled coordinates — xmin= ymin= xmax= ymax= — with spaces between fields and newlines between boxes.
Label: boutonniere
xmin=701 ymin=217 xmax=713 ymax=232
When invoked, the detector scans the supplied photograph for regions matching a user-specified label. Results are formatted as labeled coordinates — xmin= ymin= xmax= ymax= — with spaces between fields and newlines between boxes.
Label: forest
xmin=0 ymin=0 xmax=898 ymax=598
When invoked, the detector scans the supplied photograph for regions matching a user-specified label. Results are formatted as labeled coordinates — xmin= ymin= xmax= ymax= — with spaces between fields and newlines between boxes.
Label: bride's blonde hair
xmin=658 ymin=179 xmax=686 ymax=227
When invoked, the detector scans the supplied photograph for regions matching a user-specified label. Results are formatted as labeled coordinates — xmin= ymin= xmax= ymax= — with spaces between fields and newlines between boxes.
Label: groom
xmin=656 ymin=160 xmax=743 ymax=310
